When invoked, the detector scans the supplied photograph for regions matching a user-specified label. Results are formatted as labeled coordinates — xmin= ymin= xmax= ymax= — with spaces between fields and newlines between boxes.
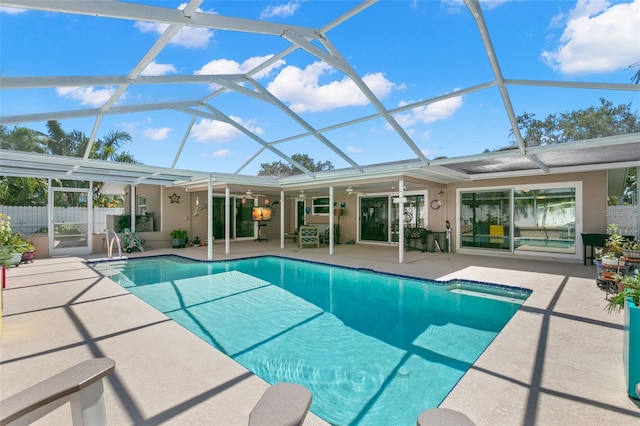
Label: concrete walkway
xmin=1 ymin=241 xmax=639 ymax=425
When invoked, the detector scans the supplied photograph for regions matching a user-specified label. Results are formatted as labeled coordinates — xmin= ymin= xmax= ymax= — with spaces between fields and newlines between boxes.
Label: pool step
xmin=445 ymin=282 xmax=528 ymax=304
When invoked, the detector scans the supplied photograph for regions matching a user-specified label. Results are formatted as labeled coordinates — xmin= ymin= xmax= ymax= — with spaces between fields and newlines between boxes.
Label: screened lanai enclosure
xmin=0 ymin=0 xmax=639 ymax=262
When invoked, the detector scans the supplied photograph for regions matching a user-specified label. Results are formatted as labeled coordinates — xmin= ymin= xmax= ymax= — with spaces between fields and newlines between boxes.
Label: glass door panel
xmin=361 ymin=197 xmax=389 ymax=242
xmin=212 ymin=197 xmax=227 ymax=240
xmin=390 ymin=194 xmax=425 ymax=243
xmin=52 ymin=188 xmax=90 ymax=256
xmin=460 ymin=190 xmax=511 ymax=250
xmin=236 ymin=198 xmax=254 ymax=238
xmin=297 ymin=200 xmax=305 ymax=228
xmin=514 ymin=188 xmax=576 ymax=254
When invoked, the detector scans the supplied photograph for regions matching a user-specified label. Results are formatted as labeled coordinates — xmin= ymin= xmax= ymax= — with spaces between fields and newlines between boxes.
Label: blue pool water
xmin=90 ymin=255 xmax=530 ymax=425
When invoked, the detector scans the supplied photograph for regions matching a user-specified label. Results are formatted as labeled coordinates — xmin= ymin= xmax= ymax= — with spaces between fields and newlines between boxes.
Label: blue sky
xmin=1 ymin=0 xmax=639 ymax=175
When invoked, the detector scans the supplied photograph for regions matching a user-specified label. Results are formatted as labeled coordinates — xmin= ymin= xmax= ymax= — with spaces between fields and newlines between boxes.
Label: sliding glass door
xmin=360 ymin=194 xmax=426 ymax=243
xmin=361 ymin=197 xmax=388 ymax=242
xmin=459 ymin=185 xmax=578 ymax=256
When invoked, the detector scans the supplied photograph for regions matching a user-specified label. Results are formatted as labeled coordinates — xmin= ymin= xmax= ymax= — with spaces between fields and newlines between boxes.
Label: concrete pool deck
xmin=1 ymin=241 xmax=639 ymax=425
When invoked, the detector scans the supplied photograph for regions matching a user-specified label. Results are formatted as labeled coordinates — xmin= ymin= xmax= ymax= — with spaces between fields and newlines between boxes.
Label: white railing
xmin=0 ymin=206 xmax=124 ymax=235
xmin=104 ymin=228 xmax=122 ymax=259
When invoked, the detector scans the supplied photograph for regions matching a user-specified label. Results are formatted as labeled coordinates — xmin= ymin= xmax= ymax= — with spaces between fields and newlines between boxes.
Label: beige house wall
xmin=84 ymin=170 xmax=608 ymax=255
xmin=444 ymin=170 xmax=607 ymax=252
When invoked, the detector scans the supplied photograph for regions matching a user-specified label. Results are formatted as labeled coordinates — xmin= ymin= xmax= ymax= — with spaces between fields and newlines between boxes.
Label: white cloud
xmin=143 ymin=127 xmax=171 ymax=140
xmin=267 ymin=61 xmax=397 ymax=113
xmin=56 ymin=86 xmax=117 ymax=107
xmin=347 ymin=146 xmax=362 ymax=154
xmin=260 ymin=1 xmax=301 ymax=19
xmin=141 ymin=61 xmax=177 ymax=76
xmin=541 ymin=0 xmax=640 ymax=74
xmin=211 ymin=149 xmax=231 ymax=157
xmin=0 ymin=6 xmax=26 ymax=14
xmin=196 ymin=55 xmax=285 ymax=80
xmin=421 ymin=146 xmax=438 ymax=158
xmin=394 ymin=94 xmax=464 ymax=127
xmin=134 ymin=4 xmax=215 ymax=48
xmin=191 ymin=116 xmax=264 ymax=143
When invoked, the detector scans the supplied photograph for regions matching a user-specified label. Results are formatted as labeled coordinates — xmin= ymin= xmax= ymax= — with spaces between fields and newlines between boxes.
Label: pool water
xmin=91 ymin=255 xmax=530 ymax=426
xmin=514 ymin=238 xmax=575 ymax=249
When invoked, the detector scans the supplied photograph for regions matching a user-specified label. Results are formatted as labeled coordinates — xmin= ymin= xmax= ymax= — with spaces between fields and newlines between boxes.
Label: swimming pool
xmin=90 ymin=255 xmax=531 ymax=425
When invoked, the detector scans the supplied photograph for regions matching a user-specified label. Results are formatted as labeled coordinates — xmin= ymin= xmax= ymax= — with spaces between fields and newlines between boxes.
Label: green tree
xmin=509 ymin=98 xmax=640 ymax=147
xmin=0 ymin=126 xmax=49 ymax=205
xmin=257 ymin=153 xmax=334 ymax=177
xmin=0 ymin=121 xmax=138 ymax=206
xmin=510 ymin=99 xmax=639 ymax=206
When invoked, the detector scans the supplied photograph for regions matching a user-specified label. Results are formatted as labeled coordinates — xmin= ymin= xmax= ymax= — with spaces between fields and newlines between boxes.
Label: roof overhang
xmin=1 ymin=134 xmax=638 ymax=195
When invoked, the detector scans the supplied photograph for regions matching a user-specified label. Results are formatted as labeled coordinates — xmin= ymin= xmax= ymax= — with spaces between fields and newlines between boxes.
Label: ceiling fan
xmin=245 ymin=189 xmax=266 ymax=198
xmin=288 ymin=190 xmax=310 ymax=200
xmin=346 ymin=186 xmax=366 ymax=196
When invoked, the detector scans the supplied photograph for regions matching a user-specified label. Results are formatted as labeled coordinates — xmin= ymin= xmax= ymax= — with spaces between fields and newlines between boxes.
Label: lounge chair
xmin=249 ymin=382 xmax=312 ymax=426
xmin=417 ymin=407 xmax=475 ymax=426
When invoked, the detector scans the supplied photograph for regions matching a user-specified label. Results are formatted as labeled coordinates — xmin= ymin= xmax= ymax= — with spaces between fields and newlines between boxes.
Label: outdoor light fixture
xmin=193 ymin=196 xmax=207 ymax=216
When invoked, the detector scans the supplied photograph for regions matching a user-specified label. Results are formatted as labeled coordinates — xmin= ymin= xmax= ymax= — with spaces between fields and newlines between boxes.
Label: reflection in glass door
xmin=514 ymin=188 xmax=576 ymax=254
xmin=236 ymin=198 xmax=254 ymax=238
xmin=51 ymin=188 xmax=91 ymax=256
xmin=460 ymin=190 xmax=511 ymax=250
xmin=212 ymin=197 xmax=228 ymax=240
xmin=360 ymin=197 xmax=389 ymax=242
xmin=361 ymin=195 xmax=425 ymax=243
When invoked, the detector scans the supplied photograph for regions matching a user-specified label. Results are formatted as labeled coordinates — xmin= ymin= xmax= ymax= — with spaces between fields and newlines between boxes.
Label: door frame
xmin=49 ymin=184 xmax=93 ymax=257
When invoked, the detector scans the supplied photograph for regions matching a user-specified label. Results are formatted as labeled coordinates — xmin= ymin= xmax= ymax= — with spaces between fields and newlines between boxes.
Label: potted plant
xmin=0 ymin=214 xmax=22 ymax=267
xmin=170 ymin=229 xmax=188 ymax=248
xmin=607 ymin=273 xmax=640 ymax=313
xmin=607 ymin=272 xmax=640 ymax=400
xmin=622 ymin=238 xmax=640 ymax=261
xmin=603 ymin=224 xmax=625 ymax=267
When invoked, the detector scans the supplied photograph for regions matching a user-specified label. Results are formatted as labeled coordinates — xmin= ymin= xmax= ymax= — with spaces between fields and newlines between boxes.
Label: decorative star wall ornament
xmin=169 ymin=193 xmax=181 ymax=204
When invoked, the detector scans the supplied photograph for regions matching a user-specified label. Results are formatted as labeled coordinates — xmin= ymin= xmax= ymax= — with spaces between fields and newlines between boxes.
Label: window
xmin=312 ymin=197 xmax=330 ymax=215
xmin=138 ymin=195 xmax=147 ymax=215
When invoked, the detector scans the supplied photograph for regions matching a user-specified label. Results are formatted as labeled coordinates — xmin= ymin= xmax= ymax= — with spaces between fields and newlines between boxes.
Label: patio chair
xmin=298 ymin=225 xmax=319 ymax=248
xmin=417 ymin=407 xmax=475 ymax=426
xmin=249 ymin=382 xmax=312 ymax=426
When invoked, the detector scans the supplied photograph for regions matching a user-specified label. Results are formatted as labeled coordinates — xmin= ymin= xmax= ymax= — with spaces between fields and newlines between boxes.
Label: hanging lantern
xmin=264 ymin=197 xmax=270 ymax=205
xmin=242 ymin=196 xmax=247 ymax=205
